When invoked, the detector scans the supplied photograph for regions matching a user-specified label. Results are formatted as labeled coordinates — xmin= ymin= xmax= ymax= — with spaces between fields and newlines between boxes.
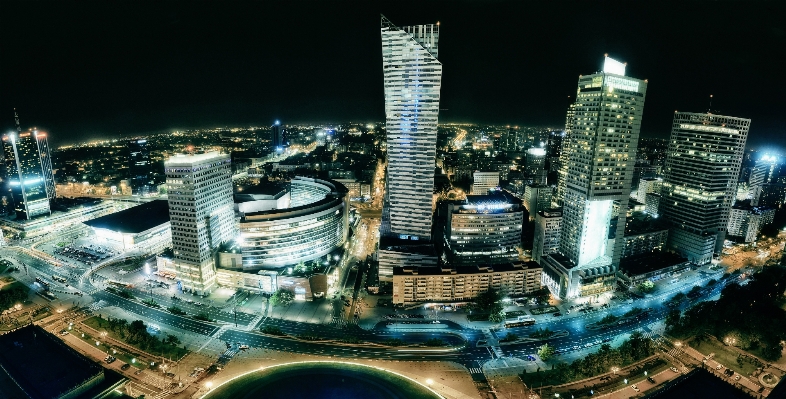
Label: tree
xmin=538 ymin=343 xmax=555 ymax=361
xmin=475 ymin=288 xmax=501 ymax=312
xmin=164 ymin=334 xmax=181 ymax=346
xmin=270 ymin=289 xmax=295 ymax=307
xmin=488 ymin=303 xmax=505 ymax=323
xmin=636 ymin=280 xmax=655 ymax=294
xmin=665 ymin=309 xmax=681 ymax=329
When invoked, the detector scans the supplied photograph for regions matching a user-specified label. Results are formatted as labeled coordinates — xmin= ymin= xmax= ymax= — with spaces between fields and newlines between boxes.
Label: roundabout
xmin=201 ymin=361 xmax=443 ymax=399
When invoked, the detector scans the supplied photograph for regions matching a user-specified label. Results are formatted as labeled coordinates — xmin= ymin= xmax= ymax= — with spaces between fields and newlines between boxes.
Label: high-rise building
xmin=471 ymin=171 xmax=499 ymax=195
xmin=523 ymin=184 xmax=554 ymax=220
xmin=165 ymin=152 xmax=235 ymax=294
xmin=1 ymin=130 xmax=56 ymax=220
xmin=442 ymin=193 xmax=523 ymax=265
xmin=635 ymin=177 xmax=662 ymax=203
xmin=127 ymin=139 xmax=152 ymax=196
xmin=533 ymin=208 xmax=562 ymax=264
xmin=555 ymin=104 xmax=576 ymax=205
xmin=525 ymin=147 xmax=548 ymax=185
xmin=378 ymin=15 xmax=442 ymax=283
xmin=659 ymin=112 xmax=750 ymax=264
xmin=380 ymin=15 xmax=441 ymax=241
xmin=541 ymin=57 xmax=648 ymax=299
xmin=271 ymin=120 xmax=286 ymax=154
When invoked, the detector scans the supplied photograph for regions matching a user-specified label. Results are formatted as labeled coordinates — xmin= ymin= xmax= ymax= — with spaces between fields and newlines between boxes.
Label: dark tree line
xmin=549 ymin=331 xmax=656 ymax=382
xmin=666 ymin=266 xmax=786 ymax=361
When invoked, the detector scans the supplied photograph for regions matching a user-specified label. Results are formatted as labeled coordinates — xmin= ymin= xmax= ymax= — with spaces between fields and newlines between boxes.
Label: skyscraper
xmin=1 ymin=130 xmax=56 ymax=220
xmin=380 ymin=15 xmax=441 ymax=241
xmin=270 ymin=120 xmax=286 ymax=154
xmin=541 ymin=57 xmax=648 ymax=299
xmin=165 ymin=152 xmax=235 ymax=294
xmin=127 ymin=139 xmax=152 ymax=196
xmin=659 ymin=112 xmax=750 ymax=264
xmin=378 ymin=15 xmax=442 ymax=282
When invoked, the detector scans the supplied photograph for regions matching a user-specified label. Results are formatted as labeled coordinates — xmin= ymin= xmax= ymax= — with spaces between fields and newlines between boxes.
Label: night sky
xmin=2 ymin=1 xmax=785 ymax=149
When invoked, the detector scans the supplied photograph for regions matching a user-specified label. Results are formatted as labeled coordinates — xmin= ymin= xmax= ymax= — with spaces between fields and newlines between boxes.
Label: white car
xmin=632 ymin=384 xmax=640 ymax=392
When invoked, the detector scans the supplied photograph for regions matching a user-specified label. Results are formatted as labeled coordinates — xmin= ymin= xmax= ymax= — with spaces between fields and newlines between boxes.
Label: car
xmin=553 ymin=312 xmax=562 ymax=317
xmin=602 ymin=338 xmax=612 ymax=343
xmin=632 ymin=384 xmax=640 ymax=392
xmin=104 ymin=356 xmax=116 ymax=364
xmin=239 ymin=344 xmax=249 ymax=350
xmin=134 ymin=369 xmax=143 ymax=375
xmin=734 ymin=375 xmax=741 ymax=381
xmin=670 ymin=367 xmax=678 ymax=373
xmin=647 ymin=377 xmax=656 ymax=384
xmin=60 ymin=330 xmax=69 ymax=336
xmin=566 ymin=310 xmax=571 ymax=314
xmin=121 ymin=363 xmax=131 ymax=371
xmin=716 ymin=364 xmax=724 ymax=370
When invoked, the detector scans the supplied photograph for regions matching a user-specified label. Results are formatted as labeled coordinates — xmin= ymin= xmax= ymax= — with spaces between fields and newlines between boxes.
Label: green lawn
xmin=690 ymin=338 xmax=760 ymax=376
xmin=83 ymin=316 xmax=189 ymax=361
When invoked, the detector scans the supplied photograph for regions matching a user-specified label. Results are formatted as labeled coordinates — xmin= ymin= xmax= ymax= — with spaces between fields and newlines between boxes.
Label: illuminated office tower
xmin=525 ymin=147 xmax=548 ymax=185
xmin=541 ymin=57 xmax=648 ymax=299
xmin=1 ymin=130 xmax=55 ymax=219
xmin=165 ymin=152 xmax=235 ymax=294
xmin=378 ymin=15 xmax=442 ymax=282
xmin=128 ymin=139 xmax=152 ymax=196
xmin=659 ymin=112 xmax=750 ymax=264
xmin=555 ymin=104 xmax=576 ymax=205
xmin=380 ymin=15 xmax=441 ymax=241
xmin=270 ymin=120 xmax=286 ymax=154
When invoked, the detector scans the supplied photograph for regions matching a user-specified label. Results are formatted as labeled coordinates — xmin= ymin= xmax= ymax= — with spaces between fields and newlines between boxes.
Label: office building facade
xmin=165 ymin=152 xmax=235 ymax=294
xmin=525 ymin=147 xmax=548 ymax=185
xmin=127 ymin=139 xmax=153 ymax=196
xmin=381 ymin=15 xmax=442 ymax=241
xmin=659 ymin=112 xmax=750 ymax=264
xmin=472 ymin=171 xmax=500 ymax=195
xmin=1 ymin=130 xmax=55 ymax=220
xmin=523 ymin=184 xmax=554 ymax=221
xmin=443 ymin=193 xmax=523 ymax=266
xmin=542 ymin=57 xmax=648 ymax=299
xmin=532 ymin=208 xmax=562 ymax=264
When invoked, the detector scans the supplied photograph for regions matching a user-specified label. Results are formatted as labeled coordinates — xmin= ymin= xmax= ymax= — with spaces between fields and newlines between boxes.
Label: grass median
xmin=82 ymin=315 xmax=189 ymax=361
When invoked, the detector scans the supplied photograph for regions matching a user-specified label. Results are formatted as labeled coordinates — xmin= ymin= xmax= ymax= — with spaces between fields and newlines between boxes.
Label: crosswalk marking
xmin=469 ymin=367 xmax=483 ymax=374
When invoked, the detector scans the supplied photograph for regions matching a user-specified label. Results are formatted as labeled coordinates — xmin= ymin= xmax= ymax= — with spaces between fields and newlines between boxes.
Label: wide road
xmin=94 ymin=290 xmax=219 ymax=336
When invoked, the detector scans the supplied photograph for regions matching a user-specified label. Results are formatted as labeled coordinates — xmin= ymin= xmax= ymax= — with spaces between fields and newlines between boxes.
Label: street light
xmin=205 ymin=381 xmax=213 ymax=389
xmin=426 ymin=378 xmax=434 ymax=385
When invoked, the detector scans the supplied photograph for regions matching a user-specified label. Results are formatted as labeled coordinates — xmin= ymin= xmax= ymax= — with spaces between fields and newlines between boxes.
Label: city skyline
xmin=2 ymin=2 xmax=785 ymax=149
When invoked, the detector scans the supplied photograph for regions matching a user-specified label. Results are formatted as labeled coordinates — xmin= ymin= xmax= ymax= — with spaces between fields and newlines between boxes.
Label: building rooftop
xmin=619 ymin=251 xmax=688 ymax=276
xmin=393 ymin=261 xmax=538 ymax=276
xmin=83 ymin=200 xmax=170 ymax=234
xmin=165 ymin=151 xmax=227 ymax=166
xmin=0 ymin=325 xmax=105 ymax=399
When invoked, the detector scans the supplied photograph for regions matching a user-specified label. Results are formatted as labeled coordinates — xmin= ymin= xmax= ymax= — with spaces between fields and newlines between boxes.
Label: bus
xmin=52 ymin=275 xmax=67 ymax=283
xmin=505 ymin=316 xmax=536 ymax=328
xmin=35 ymin=277 xmax=51 ymax=290
xmin=107 ymin=280 xmax=132 ymax=289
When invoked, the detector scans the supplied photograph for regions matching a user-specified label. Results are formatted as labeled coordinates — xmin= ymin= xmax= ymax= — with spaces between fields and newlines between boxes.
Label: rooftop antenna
xmin=14 ymin=108 xmax=21 ymax=132
xmin=708 ymin=95 xmax=713 ymax=113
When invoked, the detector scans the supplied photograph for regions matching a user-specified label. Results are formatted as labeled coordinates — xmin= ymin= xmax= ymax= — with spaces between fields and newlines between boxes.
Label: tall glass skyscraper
xmin=541 ymin=57 xmax=648 ymax=299
xmin=378 ymin=15 xmax=442 ymax=282
xmin=380 ymin=15 xmax=442 ymax=241
xmin=1 ymin=130 xmax=56 ymax=220
xmin=659 ymin=112 xmax=750 ymax=264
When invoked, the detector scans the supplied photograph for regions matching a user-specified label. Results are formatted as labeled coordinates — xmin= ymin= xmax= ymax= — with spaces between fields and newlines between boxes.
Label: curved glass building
xmin=236 ymin=177 xmax=348 ymax=270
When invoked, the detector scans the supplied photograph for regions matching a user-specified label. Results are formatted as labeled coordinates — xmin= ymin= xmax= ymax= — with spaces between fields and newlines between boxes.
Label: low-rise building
xmin=471 ymin=171 xmax=500 ymax=195
xmin=392 ymin=261 xmax=541 ymax=305
xmin=82 ymin=200 xmax=171 ymax=251
xmin=617 ymin=251 xmax=691 ymax=287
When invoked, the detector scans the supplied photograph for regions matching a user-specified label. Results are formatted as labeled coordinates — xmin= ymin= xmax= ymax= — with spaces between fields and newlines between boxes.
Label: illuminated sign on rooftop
xmin=678 ymin=124 xmax=739 ymax=134
xmin=603 ymin=56 xmax=626 ymax=76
